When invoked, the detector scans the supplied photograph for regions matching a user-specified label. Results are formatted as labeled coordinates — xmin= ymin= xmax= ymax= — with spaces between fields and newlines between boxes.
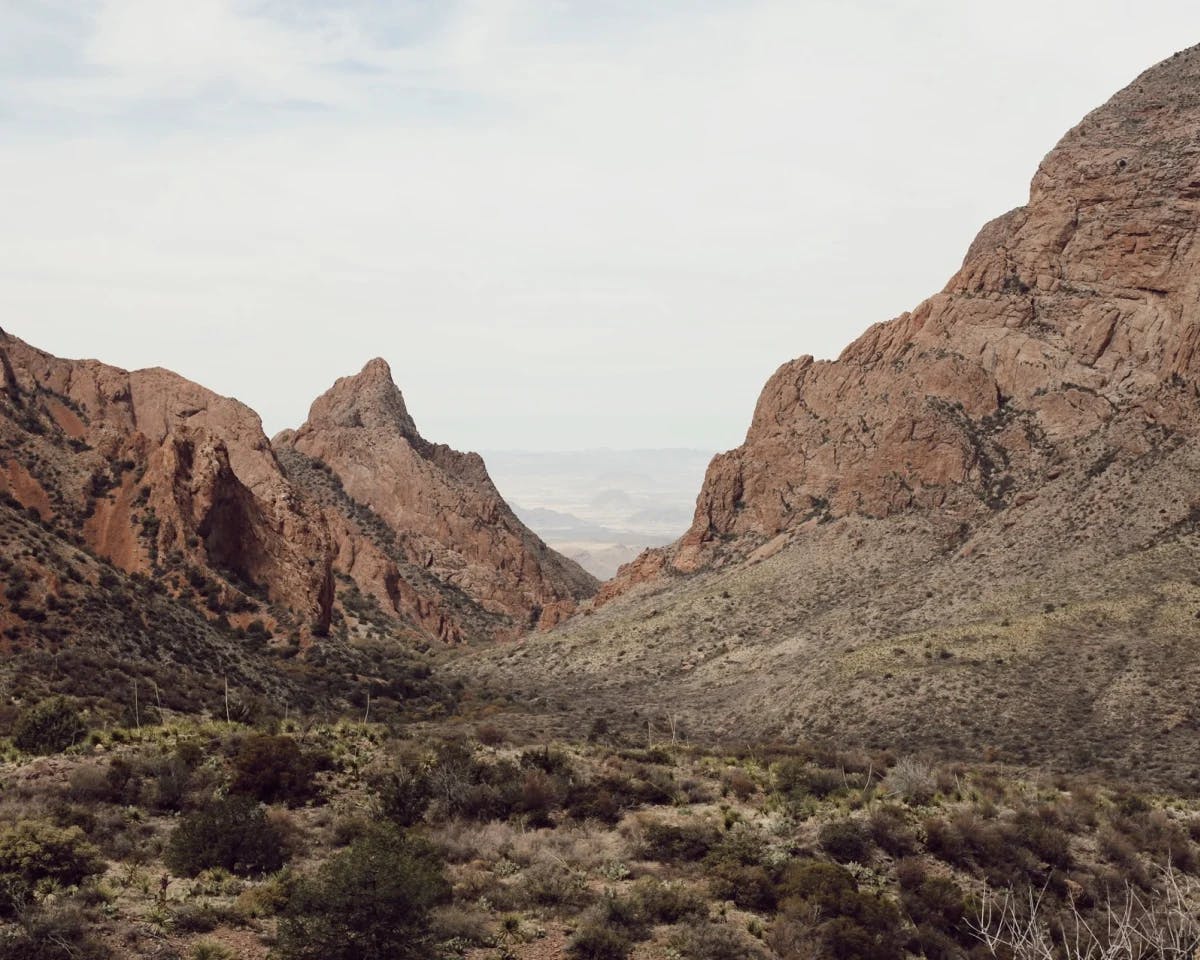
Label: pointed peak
xmin=358 ymin=357 xmax=393 ymax=380
xmin=299 ymin=357 xmax=421 ymax=440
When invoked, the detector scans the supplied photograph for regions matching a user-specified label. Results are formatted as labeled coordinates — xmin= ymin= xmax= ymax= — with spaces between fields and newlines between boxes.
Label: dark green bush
xmin=703 ymin=829 xmax=776 ymax=910
xmin=641 ymin=820 xmax=720 ymax=862
xmin=819 ymin=820 xmax=874 ymax=863
xmin=0 ymin=820 xmax=103 ymax=916
xmin=564 ymin=781 xmax=623 ymax=824
xmin=707 ymin=861 xmax=777 ymax=911
xmin=520 ymin=745 xmax=574 ymax=777
xmin=165 ymin=795 xmax=286 ymax=877
xmin=868 ymin=803 xmax=919 ymax=857
xmin=12 ymin=697 xmax=86 ymax=754
xmin=1012 ymin=809 xmax=1073 ymax=871
xmin=777 ymin=860 xmax=904 ymax=960
xmin=276 ymin=824 xmax=447 ymax=960
xmin=231 ymin=734 xmax=328 ymax=807
xmin=900 ymin=872 xmax=969 ymax=933
xmin=774 ymin=760 xmax=848 ymax=800
xmin=376 ymin=766 xmax=432 ymax=827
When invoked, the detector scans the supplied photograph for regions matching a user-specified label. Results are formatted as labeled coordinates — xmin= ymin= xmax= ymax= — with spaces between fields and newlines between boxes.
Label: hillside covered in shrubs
xmin=1 ymin=699 xmax=1199 ymax=959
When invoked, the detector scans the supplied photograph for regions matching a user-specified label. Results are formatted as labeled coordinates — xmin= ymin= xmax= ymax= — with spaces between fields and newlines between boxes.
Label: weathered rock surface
xmin=276 ymin=359 xmax=597 ymax=635
xmin=460 ymin=48 xmax=1200 ymax=787
xmin=0 ymin=335 xmax=595 ymax=646
xmin=603 ymin=44 xmax=1200 ymax=596
xmin=0 ymin=332 xmax=335 ymax=632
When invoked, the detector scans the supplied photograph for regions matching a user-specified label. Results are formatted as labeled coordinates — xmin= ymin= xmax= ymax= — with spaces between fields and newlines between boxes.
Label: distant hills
xmin=484 ymin=448 xmax=711 ymax=578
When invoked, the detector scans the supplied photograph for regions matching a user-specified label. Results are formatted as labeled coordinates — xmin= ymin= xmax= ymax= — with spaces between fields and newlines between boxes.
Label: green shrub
xmin=376 ymin=766 xmax=432 ymax=827
xmin=774 ymin=760 xmax=847 ymax=801
xmin=819 ymin=820 xmax=874 ymax=863
xmin=165 ymin=795 xmax=286 ymax=877
xmin=519 ymin=745 xmax=573 ymax=777
xmin=231 ymin=734 xmax=328 ymax=807
xmin=276 ymin=824 xmax=447 ymax=960
xmin=565 ymin=765 xmax=675 ymax=820
xmin=777 ymin=861 xmax=904 ymax=960
xmin=707 ymin=861 xmax=777 ymax=911
xmin=703 ymin=829 xmax=776 ymax=910
xmin=900 ymin=873 xmax=969 ymax=940
xmin=566 ymin=910 xmax=633 ymax=960
xmin=1011 ymin=809 xmax=1073 ymax=871
xmin=12 ymin=697 xmax=86 ymax=754
xmin=0 ymin=820 xmax=103 ymax=917
xmin=641 ymin=820 xmax=720 ymax=862
xmin=868 ymin=803 xmax=918 ymax=857
xmin=564 ymin=781 xmax=623 ymax=824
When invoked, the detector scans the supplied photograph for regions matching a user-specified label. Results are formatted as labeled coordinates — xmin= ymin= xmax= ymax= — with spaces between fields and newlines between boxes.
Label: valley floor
xmin=1 ymin=707 xmax=1199 ymax=960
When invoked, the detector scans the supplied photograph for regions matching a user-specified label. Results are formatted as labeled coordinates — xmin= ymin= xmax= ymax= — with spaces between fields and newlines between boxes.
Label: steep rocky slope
xmin=461 ymin=46 xmax=1200 ymax=788
xmin=0 ymin=332 xmax=595 ymax=695
xmin=597 ymin=44 xmax=1200 ymax=597
xmin=0 ymin=333 xmax=335 ymax=634
xmin=274 ymin=359 xmax=597 ymax=640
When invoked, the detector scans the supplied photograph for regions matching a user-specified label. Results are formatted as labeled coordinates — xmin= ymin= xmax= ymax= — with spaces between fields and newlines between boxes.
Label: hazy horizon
xmin=4 ymin=2 xmax=1199 ymax=451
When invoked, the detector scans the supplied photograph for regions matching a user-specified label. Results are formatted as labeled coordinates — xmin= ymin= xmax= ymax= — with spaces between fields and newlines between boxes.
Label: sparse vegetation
xmin=0 ymin=703 xmax=1198 ymax=957
xmin=12 ymin=697 xmax=86 ymax=754
xmin=276 ymin=824 xmax=447 ymax=960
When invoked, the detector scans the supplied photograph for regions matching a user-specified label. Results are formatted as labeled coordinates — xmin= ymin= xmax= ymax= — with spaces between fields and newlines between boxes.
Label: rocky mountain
xmin=0 ymin=333 xmax=595 ymax=715
xmin=273 ymin=359 xmax=596 ymax=640
xmin=463 ymin=46 xmax=1200 ymax=788
xmin=595 ymin=44 xmax=1200 ymax=598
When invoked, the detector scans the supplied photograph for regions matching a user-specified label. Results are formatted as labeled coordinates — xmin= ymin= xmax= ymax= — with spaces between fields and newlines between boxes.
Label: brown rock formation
xmin=276 ymin=359 xmax=597 ymax=636
xmin=0 ymin=332 xmax=334 ymax=632
xmin=603 ymin=43 xmax=1200 ymax=596
xmin=466 ymin=48 xmax=1200 ymax=787
xmin=0 ymin=334 xmax=593 ymax=646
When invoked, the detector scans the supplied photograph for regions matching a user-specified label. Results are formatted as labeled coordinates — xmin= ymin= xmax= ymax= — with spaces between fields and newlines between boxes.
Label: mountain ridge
xmin=596 ymin=42 xmax=1200 ymax=602
xmin=457 ymin=43 xmax=1200 ymax=788
xmin=0 ymin=332 xmax=595 ymax=659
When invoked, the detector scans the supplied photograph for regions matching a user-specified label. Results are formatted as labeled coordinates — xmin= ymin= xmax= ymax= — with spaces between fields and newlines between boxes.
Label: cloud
xmin=0 ymin=2 xmax=1197 ymax=450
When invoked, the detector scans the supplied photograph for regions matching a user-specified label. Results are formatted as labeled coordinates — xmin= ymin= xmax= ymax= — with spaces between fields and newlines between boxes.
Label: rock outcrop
xmin=0 ymin=334 xmax=595 ymax=646
xmin=276 ymin=359 xmax=597 ymax=636
xmin=466 ymin=46 xmax=1200 ymax=787
xmin=0 ymin=333 xmax=335 ymax=632
xmin=603 ymin=43 xmax=1200 ymax=595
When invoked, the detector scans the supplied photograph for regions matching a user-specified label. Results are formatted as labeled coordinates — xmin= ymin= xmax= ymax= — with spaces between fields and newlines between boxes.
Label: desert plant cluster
xmin=1 ymin=697 xmax=1199 ymax=960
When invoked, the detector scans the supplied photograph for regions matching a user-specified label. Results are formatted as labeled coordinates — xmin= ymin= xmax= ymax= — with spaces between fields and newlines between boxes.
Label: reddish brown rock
xmin=0 ymin=331 xmax=334 ymax=632
xmin=0 ymin=334 xmax=595 ymax=645
xmin=278 ymin=359 xmax=597 ymax=636
xmin=603 ymin=44 xmax=1200 ymax=599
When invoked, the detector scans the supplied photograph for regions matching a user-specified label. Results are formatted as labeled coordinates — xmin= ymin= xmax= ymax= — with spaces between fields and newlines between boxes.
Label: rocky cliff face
xmin=275 ymin=359 xmax=597 ymax=637
xmin=0 ymin=334 xmax=335 ymax=633
xmin=0 ymin=335 xmax=594 ymax=648
xmin=602 ymin=44 xmax=1200 ymax=597
xmin=466 ymin=47 xmax=1200 ymax=786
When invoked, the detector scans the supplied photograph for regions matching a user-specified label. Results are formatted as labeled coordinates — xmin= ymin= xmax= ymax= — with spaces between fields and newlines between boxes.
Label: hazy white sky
xmin=1 ymin=1 xmax=1197 ymax=451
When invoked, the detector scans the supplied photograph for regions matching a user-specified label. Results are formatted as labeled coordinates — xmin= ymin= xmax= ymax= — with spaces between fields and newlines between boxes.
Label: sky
xmin=1 ymin=2 xmax=1198 ymax=452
